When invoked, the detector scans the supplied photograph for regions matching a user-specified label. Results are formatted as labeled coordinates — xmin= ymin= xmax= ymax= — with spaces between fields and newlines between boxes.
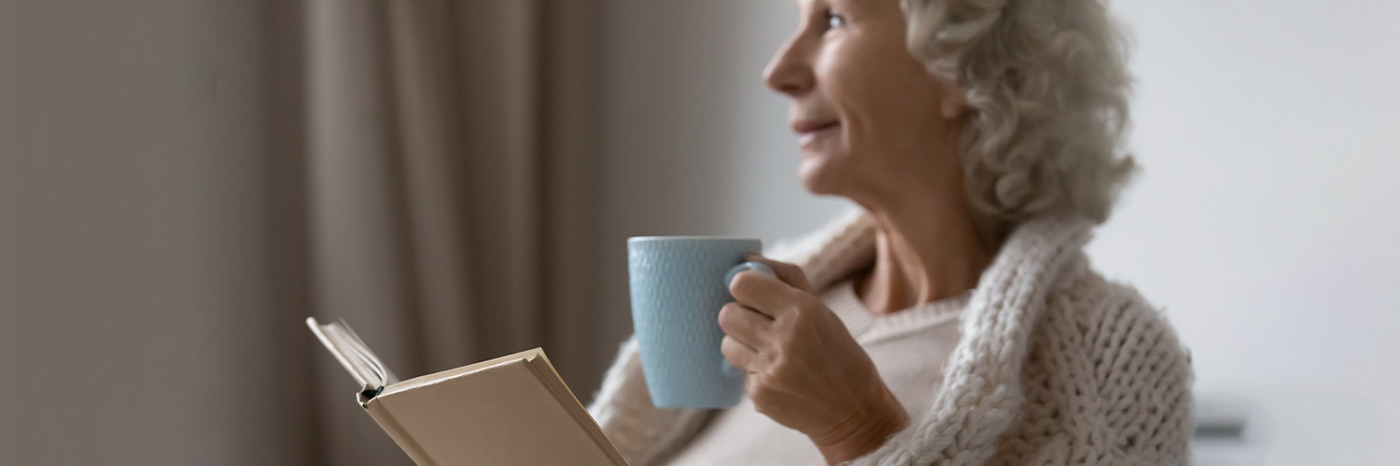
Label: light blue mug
xmin=627 ymin=236 xmax=775 ymax=408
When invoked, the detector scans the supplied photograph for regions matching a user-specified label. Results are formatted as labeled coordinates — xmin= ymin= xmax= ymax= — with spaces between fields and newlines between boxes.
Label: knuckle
xmin=773 ymin=260 xmax=798 ymax=274
xmin=789 ymin=298 xmax=823 ymax=324
xmin=769 ymin=260 xmax=798 ymax=275
xmin=785 ymin=304 xmax=811 ymax=325
xmin=771 ymin=318 xmax=797 ymax=341
xmin=766 ymin=344 xmax=790 ymax=369
xmin=776 ymin=262 xmax=811 ymax=289
xmin=788 ymin=301 xmax=807 ymax=317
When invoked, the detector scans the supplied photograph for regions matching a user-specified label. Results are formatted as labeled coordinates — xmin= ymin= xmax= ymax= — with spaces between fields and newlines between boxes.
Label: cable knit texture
xmin=588 ymin=209 xmax=1193 ymax=465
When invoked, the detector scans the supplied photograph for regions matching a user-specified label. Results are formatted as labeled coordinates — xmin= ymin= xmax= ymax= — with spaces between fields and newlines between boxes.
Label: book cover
xmin=306 ymin=317 xmax=628 ymax=466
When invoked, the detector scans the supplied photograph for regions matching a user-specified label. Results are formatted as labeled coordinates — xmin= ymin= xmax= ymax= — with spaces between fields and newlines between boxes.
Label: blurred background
xmin=1 ymin=0 xmax=1395 ymax=465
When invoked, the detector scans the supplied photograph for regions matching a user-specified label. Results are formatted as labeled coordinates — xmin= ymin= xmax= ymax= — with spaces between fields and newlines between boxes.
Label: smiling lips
xmin=792 ymin=120 xmax=840 ymax=147
xmin=792 ymin=120 xmax=839 ymax=134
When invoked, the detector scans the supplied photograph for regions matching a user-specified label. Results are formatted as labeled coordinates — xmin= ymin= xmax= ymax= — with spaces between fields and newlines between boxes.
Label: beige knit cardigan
xmin=588 ymin=210 xmax=1194 ymax=465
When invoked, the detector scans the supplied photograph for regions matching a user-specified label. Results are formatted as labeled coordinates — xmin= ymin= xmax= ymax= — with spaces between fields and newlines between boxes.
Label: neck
xmin=854 ymin=199 xmax=998 ymax=314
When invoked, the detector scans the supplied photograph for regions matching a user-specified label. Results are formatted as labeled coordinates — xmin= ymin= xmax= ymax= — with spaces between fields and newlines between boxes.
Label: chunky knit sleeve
xmin=587 ymin=338 xmax=713 ymax=466
xmin=1081 ymin=283 xmax=1194 ymax=465
xmin=982 ymin=272 xmax=1194 ymax=466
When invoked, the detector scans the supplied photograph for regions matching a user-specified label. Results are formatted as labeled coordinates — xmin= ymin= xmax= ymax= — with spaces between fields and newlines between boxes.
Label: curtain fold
xmin=0 ymin=0 xmax=605 ymax=464
xmin=300 ymin=0 xmax=601 ymax=464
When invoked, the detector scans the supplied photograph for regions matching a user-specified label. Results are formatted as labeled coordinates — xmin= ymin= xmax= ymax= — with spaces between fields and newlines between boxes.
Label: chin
xmin=797 ymin=156 xmax=846 ymax=197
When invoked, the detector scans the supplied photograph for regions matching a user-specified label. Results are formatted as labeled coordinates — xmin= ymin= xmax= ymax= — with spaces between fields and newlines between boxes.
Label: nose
xmin=763 ymin=34 xmax=814 ymax=97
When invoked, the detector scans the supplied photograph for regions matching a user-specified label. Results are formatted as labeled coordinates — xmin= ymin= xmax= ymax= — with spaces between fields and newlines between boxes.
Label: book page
xmin=305 ymin=317 xmax=400 ymax=395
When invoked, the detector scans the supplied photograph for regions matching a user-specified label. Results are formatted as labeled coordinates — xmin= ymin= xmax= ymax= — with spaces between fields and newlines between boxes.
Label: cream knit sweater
xmin=588 ymin=209 xmax=1194 ymax=465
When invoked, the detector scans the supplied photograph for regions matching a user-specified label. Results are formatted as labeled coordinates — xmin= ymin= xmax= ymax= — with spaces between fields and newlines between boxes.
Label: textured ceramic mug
xmin=627 ymin=236 xmax=774 ymax=408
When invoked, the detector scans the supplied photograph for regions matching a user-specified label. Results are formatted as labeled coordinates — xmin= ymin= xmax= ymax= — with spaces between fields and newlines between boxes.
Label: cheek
xmin=795 ymin=55 xmax=891 ymax=194
xmin=821 ymin=30 xmax=947 ymax=120
xmin=819 ymin=50 xmax=911 ymax=145
xmin=802 ymin=34 xmax=953 ymax=197
xmin=819 ymin=50 xmax=947 ymax=164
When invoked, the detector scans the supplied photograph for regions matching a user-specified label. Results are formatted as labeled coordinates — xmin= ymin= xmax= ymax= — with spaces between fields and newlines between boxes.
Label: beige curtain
xmin=302 ymin=0 xmax=603 ymax=463
xmin=0 ymin=0 xmax=607 ymax=464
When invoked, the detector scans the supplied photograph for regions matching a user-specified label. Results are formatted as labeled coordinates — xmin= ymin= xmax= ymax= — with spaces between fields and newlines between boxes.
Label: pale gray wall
xmin=591 ymin=0 xmax=851 ymax=353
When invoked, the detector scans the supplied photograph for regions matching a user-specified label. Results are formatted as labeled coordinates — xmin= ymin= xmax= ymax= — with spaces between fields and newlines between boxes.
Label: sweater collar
xmin=772 ymin=208 xmax=1096 ymax=462
xmin=776 ymin=208 xmax=1093 ymax=297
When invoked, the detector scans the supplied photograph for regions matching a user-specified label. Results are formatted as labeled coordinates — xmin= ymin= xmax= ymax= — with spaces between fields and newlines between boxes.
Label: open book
xmin=306 ymin=317 xmax=628 ymax=466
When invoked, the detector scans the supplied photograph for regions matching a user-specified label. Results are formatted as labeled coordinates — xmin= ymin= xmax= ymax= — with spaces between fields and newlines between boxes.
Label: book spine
xmin=524 ymin=354 xmax=630 ymax=466
xmin=364 ymin=398 xmax=437 ymax=466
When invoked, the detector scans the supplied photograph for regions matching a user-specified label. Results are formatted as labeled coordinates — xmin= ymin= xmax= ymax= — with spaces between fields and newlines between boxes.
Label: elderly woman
xmin=589 ymin=0 xmax=1192 ymax=464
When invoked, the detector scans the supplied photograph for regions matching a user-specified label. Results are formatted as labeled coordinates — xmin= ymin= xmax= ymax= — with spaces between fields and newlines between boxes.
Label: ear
xmin=939 ymin=86 xmax=968 ymax=120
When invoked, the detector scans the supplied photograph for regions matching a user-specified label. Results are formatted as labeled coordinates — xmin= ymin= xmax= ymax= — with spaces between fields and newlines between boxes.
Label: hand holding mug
xmin=720 ymin=254 xmax=909 ymax=464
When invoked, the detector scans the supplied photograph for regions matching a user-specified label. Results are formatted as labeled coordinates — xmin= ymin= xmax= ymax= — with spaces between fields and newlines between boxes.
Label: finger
xmin=743 ymin=254 xmax=812 ymax=293
xmin=720 ymin=335 xmax=758 ymax=372
xmin=728 ymin=270 xmax=801 ymax=318
xmin=718 ymin=301 xmax=772 ymax=348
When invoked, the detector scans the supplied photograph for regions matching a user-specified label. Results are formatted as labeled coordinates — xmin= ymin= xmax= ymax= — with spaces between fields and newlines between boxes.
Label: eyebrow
xmin=791 ymin=0 xmax=832 ymax=11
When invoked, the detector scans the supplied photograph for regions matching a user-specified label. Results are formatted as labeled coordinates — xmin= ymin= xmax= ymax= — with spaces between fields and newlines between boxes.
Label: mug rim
xmin=627 ymin=236 xmax=761 ymax=242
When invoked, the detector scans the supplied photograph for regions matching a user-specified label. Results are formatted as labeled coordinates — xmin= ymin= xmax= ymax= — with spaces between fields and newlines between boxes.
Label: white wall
xmin=1095 ymin=1 xmax=1400 ymax=464
xmin=596 ymin=0 xmax=1399 ymax=464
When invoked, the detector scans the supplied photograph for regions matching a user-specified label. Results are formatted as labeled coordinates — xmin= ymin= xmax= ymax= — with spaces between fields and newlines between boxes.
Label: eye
xmin=824 ymin=10 xmax=847 ymax=31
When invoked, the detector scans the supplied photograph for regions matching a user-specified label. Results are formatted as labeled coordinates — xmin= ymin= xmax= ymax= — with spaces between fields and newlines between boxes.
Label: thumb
xmin=743 ymin=254 xmax=812 ymax=293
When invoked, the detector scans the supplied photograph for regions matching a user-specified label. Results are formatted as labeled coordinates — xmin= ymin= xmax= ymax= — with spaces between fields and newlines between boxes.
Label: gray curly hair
xmin=904 ymin=0 xmax=1137 ymax=227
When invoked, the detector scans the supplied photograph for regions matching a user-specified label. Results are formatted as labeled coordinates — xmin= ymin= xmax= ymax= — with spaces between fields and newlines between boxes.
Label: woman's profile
xmin=589 ymin=0 xmax=1193 ymax=464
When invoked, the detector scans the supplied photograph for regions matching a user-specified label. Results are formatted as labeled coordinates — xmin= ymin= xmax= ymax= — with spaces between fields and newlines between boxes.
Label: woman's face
xmin=766 ymin=0 xmax=964 ymax=204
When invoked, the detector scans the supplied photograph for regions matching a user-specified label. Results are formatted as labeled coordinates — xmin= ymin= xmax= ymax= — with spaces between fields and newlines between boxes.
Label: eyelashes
xmin=824 ymin=10 xmax=847 ymax=31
